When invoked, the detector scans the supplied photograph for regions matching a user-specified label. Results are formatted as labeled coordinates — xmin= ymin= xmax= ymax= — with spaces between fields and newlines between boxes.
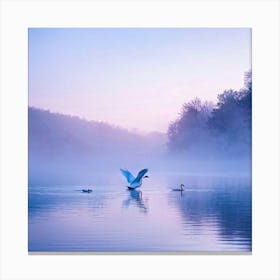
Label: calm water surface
xmin=28 ymin=173 xmax=251 ymax=252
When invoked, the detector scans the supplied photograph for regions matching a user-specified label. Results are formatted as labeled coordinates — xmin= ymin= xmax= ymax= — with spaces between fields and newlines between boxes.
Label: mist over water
xmin=28 ymin=106 xmax=251 ymax=252
xmin=28 ymin=106 xmax=251 ymax=186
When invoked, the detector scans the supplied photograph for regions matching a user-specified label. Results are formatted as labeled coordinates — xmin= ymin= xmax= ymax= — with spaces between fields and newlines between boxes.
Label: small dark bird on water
xmin=82 ymin=189 xmax=93 ymax=193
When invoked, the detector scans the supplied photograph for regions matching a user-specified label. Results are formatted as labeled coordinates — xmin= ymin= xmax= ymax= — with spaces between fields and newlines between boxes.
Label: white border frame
xmin=1 ymin=0 xmax=279 ymax=279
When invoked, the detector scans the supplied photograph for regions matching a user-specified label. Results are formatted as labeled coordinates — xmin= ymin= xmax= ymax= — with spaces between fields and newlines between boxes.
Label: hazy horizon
xmin=28 ymin=105 xmax=166 ymax=135
xmin=29 ymin=28 xmax=251 ymax=132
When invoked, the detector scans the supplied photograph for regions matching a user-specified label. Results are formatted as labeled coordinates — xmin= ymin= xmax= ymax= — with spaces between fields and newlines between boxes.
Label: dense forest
xmin=167 ymin=71 xmax=252 ymax=159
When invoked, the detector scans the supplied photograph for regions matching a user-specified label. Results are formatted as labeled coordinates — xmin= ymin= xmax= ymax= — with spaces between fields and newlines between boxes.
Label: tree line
xmin=167 ymin=71 xmax=252 ymax=159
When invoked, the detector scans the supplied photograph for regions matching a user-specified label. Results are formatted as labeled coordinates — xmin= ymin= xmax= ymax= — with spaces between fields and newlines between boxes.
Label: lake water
xmin=28 ymin=172 xmax=252 ymax=252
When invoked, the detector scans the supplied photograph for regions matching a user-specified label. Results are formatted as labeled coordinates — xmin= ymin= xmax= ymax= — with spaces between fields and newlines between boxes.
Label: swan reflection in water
xmin=122 ymin=189 xmax=149 ymax=213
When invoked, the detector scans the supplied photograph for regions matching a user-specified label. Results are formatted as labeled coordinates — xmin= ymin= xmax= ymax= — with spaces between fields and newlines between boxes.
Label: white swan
xmin=120 ymin=168 xmax=149 ymax=189
xmin=172 ymin=184 xmax=185 ymax=191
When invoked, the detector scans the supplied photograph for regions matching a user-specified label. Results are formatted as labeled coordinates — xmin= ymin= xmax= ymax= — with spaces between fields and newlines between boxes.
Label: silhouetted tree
xmin=208 ymin=71 xmax=252 ymax=156
xmin=167 ymin=98 xmax=214 ymax=157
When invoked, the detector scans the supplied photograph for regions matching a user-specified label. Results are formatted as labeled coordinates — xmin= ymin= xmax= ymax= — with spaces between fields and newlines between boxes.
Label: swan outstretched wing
xmin=120 ymin=168 xmax=135 ymax=183
xmin=132 ymin=168 xmax=148 ymax=184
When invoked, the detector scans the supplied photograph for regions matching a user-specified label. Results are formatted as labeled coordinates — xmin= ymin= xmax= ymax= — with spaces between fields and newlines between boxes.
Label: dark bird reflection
xmin=122 ymin=189 xmax=149 ymax=213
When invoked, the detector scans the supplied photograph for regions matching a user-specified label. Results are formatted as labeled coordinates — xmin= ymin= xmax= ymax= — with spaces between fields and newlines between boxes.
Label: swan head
xmin=180 ymin=184 xmax=185 ymax=190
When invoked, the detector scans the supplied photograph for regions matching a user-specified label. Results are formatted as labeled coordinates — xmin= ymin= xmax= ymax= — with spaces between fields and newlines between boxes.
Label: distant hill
xmin=28 ymin=107 xmax=166 ymax=184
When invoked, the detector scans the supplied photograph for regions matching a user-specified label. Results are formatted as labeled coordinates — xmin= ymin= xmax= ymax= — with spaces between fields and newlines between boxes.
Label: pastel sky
xmin=29 ymin=28 xmax=251 ymax=133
